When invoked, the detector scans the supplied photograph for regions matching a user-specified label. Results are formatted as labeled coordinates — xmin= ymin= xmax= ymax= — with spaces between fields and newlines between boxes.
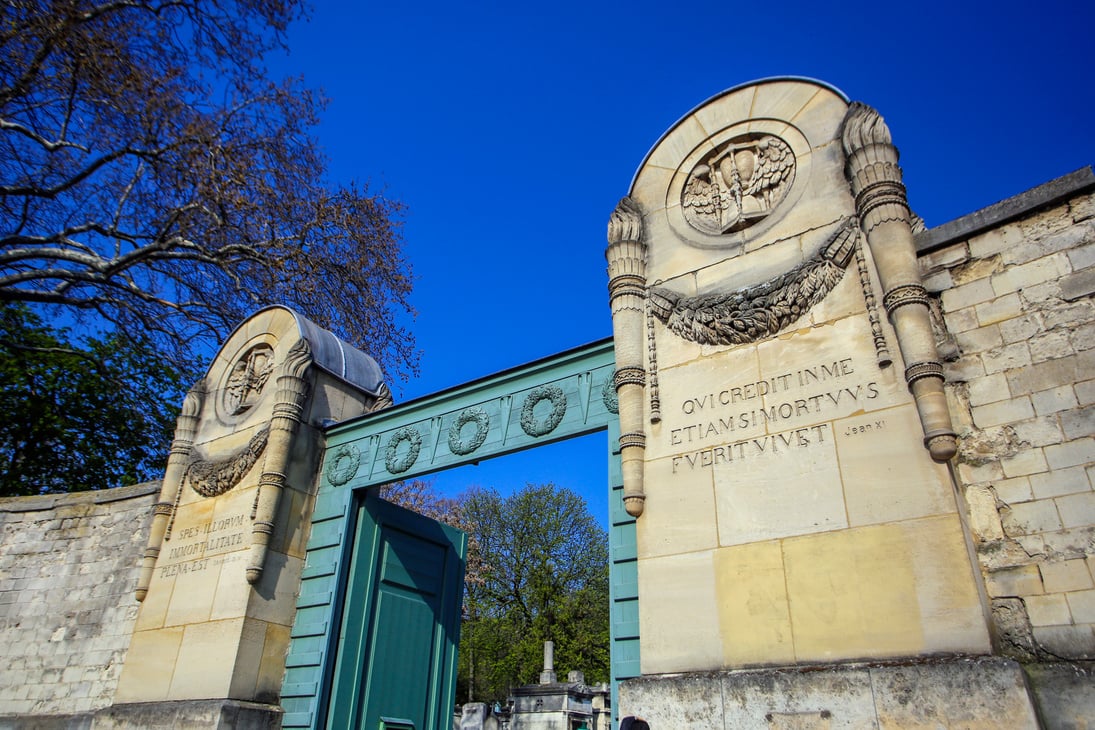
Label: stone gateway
xmin=605 ymin=78 xmax=1088 ymax=727
xmin=0 ymin=78 xmax=1093 ymax=729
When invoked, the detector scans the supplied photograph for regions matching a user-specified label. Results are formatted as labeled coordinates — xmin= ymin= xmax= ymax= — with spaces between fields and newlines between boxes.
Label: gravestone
xmin=606 ymin=79 xmax=1039 ymax=726
xmin=106 ymin=306 xmax=390 ymax=726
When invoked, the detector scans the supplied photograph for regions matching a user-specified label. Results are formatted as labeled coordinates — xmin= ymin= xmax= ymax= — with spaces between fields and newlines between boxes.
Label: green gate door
xmin=280 ymin=340 xmax=638 ymax=729
xmin=327 ymin=492 xmax=466 ymax=729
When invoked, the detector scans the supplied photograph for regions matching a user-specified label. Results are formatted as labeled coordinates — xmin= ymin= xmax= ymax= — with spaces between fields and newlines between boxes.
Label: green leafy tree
xmin=0 ymin=304 xmax=185 ymax=496
xmin=458 ymin=483 xmax=610 ymax=703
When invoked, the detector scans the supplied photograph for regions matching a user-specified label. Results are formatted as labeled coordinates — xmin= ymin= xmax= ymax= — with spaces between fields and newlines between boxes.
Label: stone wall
xmin=0 ymin=482 xmax=157 ymax=721
xmin=917 ymin=169 xmax=1095 ymax=712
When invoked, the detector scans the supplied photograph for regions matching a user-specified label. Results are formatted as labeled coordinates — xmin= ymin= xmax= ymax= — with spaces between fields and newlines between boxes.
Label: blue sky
xmin=271 ymin=0 xmax=1094 ymax=524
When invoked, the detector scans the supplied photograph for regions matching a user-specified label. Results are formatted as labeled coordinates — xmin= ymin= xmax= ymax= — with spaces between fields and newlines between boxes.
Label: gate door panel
xmin=327 ymin=493 xmax=466 ymax=729
xmin=281 ymin=339 xmax=638 ymax=729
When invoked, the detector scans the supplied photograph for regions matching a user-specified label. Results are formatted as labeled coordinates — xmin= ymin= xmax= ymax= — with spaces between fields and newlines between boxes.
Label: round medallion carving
xmin=680 ymin=133 xmax=795 ymax=235
xmin=384 ymin=426 xmax=422 ymax=474
xmin=520 ymin=386 xmax=567 ymax=437
xmin=222 ymin=343 xmax=275 ymax=416
xmin=448 ymin=407 xmax=490 ymax=456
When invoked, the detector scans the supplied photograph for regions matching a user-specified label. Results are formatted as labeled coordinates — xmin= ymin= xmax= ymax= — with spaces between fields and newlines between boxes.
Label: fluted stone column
xmin=135 ymin=384 xmax=203 ymax=601
xmin=606 ymin=197 xmax=648 ymax=517
xmin=842 ymin=102 xmax=957 ymax=461
xmin=247 ymin=338 xmax=312 ymax=583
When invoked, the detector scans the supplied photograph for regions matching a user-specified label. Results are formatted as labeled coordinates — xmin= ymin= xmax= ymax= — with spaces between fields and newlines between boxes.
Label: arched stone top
xmin=628 ymin=76 xmax=849 ymax=192
xmin=197 ymin=305 xmax=386 ymax=438
xmin=220 ymin=305 xmax=386 ymax=395
xmin=627 ymin=78 xmax=854 ymax=287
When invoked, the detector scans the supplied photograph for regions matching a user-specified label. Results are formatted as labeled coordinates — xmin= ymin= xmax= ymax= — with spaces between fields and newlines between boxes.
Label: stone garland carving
xmin=854 ymin=236 xmax=893 ymax=368
xmin=520 ymin=386 xmax=567 ymax=437
xmin=448 ymin=407 xmax=490 ymax=455
xmin=186 ymin=426 xmax=270 ymax=497
xmin=681 ymin=133 xmax=795 ymax=235
xmin=136 ymin=382 xmax=204 ymax=601
xmin=385 ymin=426 xmax=423 ymax=474
xmin=842 ymin=102 xmax=957 ymax=461
xmin=247 ymin=338 xmax=312 ymax=584
xmin=645 ymin=295 xmax=661 ymax=423
xmin=606 ymin=197 xmax=648 ymax=517
xmin=648 ymin=218 xmax=859 ymax=346
xmin=326 ymin=443 xmax=361 ymax=486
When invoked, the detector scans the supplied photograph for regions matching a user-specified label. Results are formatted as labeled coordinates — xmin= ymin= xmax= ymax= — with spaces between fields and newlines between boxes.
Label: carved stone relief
xmin=681 ymin=133 xmax=795 ymax=235
xmin=222 ymin=344 xmax=275 ymax=417
xmin=187 ymin=426 xmax=270 ymax=498
xmin=649 ymin=218 xmax=858 ymax=346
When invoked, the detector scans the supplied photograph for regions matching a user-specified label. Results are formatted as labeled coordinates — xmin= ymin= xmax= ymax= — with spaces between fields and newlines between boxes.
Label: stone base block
xmin=91 ymin=700 xmax=282 ymax=729
xmin=619 ymin=657 xmax=1040 ymax=728
xmin=1023 ymin=662 xmax=1095 ymax=730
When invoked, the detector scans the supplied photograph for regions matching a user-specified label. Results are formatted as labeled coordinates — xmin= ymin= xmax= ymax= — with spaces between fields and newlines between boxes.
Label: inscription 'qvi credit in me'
xmin=669 ymin=358 xmax=880 ymax=472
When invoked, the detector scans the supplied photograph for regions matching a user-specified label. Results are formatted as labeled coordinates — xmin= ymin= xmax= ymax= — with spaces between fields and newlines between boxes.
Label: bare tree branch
xmin=1 ymin=0 xmax=416 ymax=380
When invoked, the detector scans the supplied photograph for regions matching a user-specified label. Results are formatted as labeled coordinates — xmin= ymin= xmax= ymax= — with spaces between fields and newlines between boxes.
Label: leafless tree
xmin=0 ymin=0 xmax=416 ymax=377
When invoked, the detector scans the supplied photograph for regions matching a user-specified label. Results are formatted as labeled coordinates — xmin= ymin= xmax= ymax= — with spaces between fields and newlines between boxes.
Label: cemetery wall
xmin=0 ymin=482 xmax=157 ymax=723
xmin=918 ymin=169 xmax=1095 ymax=719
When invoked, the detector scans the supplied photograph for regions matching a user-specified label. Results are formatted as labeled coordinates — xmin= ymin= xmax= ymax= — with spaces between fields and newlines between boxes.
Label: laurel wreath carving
xmin=448 ymin=407 xmax=490 ymax=455
xmin=601 ymin=376 xmax=619 ymax=414
xmin=649 ymin=218 xmax=859 ymax=345
xmin=520 ymin=386 xmax=567 ymax=437
xmin=384 ymin=426 xmax=422 ymax=474
xmin=326 ymin=443 xmax=361 ymax=486
xmin=187 ymin=426 xmax=269 ymax=497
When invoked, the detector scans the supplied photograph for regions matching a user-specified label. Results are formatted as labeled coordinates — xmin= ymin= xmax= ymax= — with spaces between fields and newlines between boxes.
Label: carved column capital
xmin=842 ymin=102 xmax=957 ymax=462
xmin=136 ymin=380 xmax=206 ymax=601
xmin=368 ymin=382 xmax=394 ymax=413
xmin=842 ymin=102 xmax=911 ymax=234
xmin=607 ymin=196 xmax=643 ymax=246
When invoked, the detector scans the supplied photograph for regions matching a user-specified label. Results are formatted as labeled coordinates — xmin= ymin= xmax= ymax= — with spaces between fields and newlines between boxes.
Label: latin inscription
xmin=159 ymin=552 xmax=243 ymax=579
xmin=160 ymin=512 xmax=248 ymax=573
xmin=668 ymin=358 xmax=882 ymax=472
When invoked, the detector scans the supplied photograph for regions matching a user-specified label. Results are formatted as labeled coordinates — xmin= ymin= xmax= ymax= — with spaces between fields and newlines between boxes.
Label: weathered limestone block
xmin=620 ymin=658 xmax=1039 ymax=729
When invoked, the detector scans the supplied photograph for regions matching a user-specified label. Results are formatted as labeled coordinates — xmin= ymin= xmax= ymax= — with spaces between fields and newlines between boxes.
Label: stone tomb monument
xmin=107 ymin=306 xmax=391 ymax=726
xmin=606 ymin=79 xmax=1039 ymax=725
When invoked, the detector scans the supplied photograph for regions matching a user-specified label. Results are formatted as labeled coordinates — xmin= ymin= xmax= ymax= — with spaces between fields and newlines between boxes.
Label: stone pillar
xmin=606 ymin=197 xmax=648 ymax=517
xmin=540 ymin=640 xmax=557 ymax=684
xmin=842 ymin=102 xmax=958 ymax=461
xmin=135 ymin=384 xmax=203 ymax=601
xmin=247 ymin=339 xmax=311 ymax=584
